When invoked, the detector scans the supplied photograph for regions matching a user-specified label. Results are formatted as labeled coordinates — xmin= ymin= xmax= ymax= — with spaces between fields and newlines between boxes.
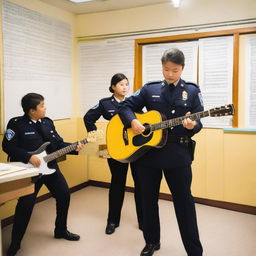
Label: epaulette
xmin=100 ymin=96 xmax=112 ymax=102
xmin=42 ymin=117 xmax=52 ymax=121
xmin=8 ymin=116 xmax=23 ymax=123
xmin=185 ymin=81 xmax=199 ymax=88
xmin=42 ymin=117 xmax=53 ymax=124
xmin=145 ymin=80 xmax=163 ymax=87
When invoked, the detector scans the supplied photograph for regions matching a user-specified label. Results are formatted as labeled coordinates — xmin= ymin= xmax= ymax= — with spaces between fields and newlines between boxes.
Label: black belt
xmin=167 ymin=135 xmax=191 ymax=145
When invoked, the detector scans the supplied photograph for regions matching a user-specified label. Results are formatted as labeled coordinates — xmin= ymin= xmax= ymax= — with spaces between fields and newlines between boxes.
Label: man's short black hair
xmin=109 ymin=73 xmax=128 ymax=93
xmin=21 ymin=93 xmax=44 ymax=114
xmin=161 ymin=48 xmax=185 ymax=67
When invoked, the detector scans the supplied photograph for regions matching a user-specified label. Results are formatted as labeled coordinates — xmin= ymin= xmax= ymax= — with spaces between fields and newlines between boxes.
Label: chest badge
xmin=182 ymin=90 xmax=188 ymax=101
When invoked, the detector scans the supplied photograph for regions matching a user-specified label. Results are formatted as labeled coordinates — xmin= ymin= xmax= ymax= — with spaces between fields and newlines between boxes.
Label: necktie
xmin=169 ymin=83 xmax=175 ymax=88
xmin=35 ymin=121 xmax=45 ymax=140
xmin=168 ymin=83 xmax=176 ymax=106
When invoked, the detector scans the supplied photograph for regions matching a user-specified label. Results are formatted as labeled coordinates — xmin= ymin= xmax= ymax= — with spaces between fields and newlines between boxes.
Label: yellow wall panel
xmin=223 ymin=133 xmax=256 ymax=206
xmin=204 ymin=129 xmax=225 ymax=201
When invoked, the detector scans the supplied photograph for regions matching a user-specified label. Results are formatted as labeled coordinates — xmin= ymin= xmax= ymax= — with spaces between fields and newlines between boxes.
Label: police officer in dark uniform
xmin=118 ymin=49 xmax=204 ymax=256
xmin=84 ymin=73 xmax=143 ymax=235
xmin=2 ymin=93 xmax=84 ymax=256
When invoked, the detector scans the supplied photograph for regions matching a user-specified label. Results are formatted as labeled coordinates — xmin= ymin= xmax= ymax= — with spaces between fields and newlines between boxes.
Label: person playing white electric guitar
xmin=2 ymin=93 xmax=84 ymax=256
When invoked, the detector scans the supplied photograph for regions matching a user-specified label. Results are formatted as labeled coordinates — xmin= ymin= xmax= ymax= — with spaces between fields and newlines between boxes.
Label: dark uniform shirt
xmin=84 ymin=95 xmax=122 ymax=131
xmin=84 ymin=95 xmax=144 ymax=131
xmin=118 ymin=79 xmax=204 ymax=169
xmin=2 ymin=115 xmax=74 ymax=169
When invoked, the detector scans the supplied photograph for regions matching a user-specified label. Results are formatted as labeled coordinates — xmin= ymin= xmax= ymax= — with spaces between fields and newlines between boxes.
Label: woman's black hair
xmin=21 ymin=93 xmax=44 ymax=114
xmin=161 ymin=48 xmax=185 ymax=67
xmin=109 ymin=73 xmax=128 ymax=93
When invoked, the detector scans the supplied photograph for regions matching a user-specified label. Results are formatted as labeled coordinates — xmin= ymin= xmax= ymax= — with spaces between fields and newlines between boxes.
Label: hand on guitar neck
xmin=131 ymin=111 xmax=196 ymax=135
xmin=75 ymin=141 xmax=85 ymax=152
xmin=182 ymin=112 xmax=197 ymax=130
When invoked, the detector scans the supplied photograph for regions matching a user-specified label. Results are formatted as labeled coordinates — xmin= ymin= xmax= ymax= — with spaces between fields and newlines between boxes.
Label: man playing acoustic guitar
xmin=118 ymin=48 xmax=204 ymax=256
xmin=2 ymin=93 xmax=84 ymax=256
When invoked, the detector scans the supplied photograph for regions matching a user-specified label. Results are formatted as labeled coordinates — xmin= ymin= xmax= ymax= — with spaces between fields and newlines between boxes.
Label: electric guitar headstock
xmin=209 ymin=104 xmax=235 ymax=117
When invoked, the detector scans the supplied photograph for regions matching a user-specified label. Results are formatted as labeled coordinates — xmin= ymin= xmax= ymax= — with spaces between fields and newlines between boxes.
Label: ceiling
xmin=40 ymin=0 xmax=173 ymax=15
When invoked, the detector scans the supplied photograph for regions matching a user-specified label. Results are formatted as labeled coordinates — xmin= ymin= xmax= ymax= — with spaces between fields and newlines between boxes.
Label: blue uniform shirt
xmin=118 ymin=79 xmax=204 ymax=168
xmin=2 ymin=115 xmax=76 ymax=168
xmin=84 ymin=95 xmax=121 ymax=132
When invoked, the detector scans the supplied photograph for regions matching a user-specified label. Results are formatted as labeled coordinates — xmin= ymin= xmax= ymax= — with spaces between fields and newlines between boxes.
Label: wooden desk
xmin=0 ymin=166 xmax=39 ymax=255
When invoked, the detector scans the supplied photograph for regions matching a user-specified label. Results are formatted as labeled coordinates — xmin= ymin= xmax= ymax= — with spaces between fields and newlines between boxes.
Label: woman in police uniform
xmin=118 ymin=49 xmax=204 ymax=256
xmin=83 ymin=73 xmax=142 ymax=235
xmin=2 ymin=93 xmax=84 ymax=256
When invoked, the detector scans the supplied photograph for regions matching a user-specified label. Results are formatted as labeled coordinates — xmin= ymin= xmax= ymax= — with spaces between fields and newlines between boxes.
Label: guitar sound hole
xmin=142 ymin=123 xmax=151 ymax=136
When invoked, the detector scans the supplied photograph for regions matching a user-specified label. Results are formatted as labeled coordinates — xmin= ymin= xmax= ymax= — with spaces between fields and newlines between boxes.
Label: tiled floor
xmin=2 ymin=186 xmax=256 ymax=256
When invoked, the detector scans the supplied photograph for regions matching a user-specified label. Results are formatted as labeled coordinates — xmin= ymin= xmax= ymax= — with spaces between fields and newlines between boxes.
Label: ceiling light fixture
xmin=172 ymin=0 xmax=181 ymax=8
xmin=69 ymin=0 xmax=94 ymax=3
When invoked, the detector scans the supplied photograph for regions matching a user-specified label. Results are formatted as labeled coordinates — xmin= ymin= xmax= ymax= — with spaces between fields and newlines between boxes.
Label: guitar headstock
xmin=209 ymin=104 xmax=235 ymax=117
xmin=87 ymin=130 xmax=104 ymax=142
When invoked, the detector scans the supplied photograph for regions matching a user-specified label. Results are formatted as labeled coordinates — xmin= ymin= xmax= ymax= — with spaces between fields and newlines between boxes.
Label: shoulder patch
xmin=198 ymin=92 xmax=204 ymax=107
xmin=5 ymin=129 xmax=15 ymax=141
xmin=91 ymin=103 xmax=99 ymax=109
xmin=132 ymin=89 xmax=141 ymax=96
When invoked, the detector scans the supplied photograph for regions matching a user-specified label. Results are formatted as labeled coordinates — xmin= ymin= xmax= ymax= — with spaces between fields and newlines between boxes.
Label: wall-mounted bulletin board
xmin=243 ymin=34 xmax=256 ymax=128
xmin=1 ymin=0 xmax=72 ymax=129
xmin=78 ymin=38 xmax=134 ymax=117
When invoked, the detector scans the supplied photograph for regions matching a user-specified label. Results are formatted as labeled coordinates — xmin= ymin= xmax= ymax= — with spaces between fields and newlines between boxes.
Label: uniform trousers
xmin=136 ymin=164 xmax=203 ymax=256
xmin=10 ymin=169 xmax=70 ymax=248
xmin=107 ymin=158 xmax=142 ymax=226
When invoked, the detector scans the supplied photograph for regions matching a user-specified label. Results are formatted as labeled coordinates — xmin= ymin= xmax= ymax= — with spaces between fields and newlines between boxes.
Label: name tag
xmin=25 ymin=131 xmax=35 ymax=135
xmin=152 ymin=95 xmax=160 ymax=98
xmin=108 ymin=110 xmax=115 ymax=112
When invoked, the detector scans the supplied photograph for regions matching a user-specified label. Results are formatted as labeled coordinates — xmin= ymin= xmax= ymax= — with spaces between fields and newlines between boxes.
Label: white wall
xmin=75 ymin=0 xmax=256 ymax=37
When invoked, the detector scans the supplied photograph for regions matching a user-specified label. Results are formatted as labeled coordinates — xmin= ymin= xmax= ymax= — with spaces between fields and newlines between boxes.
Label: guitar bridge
xmin=122 ymin=128 xmax=129 ymax=145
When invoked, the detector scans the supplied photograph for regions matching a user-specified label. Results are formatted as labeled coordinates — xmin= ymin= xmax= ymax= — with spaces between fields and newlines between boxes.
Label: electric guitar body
xmin=22 ymin=130 xmax=103 ymax=175
xmin=26 ymin=142 xmax=55 ymax=175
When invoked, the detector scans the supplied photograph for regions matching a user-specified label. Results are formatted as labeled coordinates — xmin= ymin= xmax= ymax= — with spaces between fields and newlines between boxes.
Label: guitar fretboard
xmin=150 ymin=110 xmax=210 ymax=131
xmin=43 ymin=138 xmax=88 ymax=163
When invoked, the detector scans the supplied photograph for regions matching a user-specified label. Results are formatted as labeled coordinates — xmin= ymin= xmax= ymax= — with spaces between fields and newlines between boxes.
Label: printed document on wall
xmin=142 ymin=41 xmax=198 ymax=85
xmin=245 ymin=35 xmax=256 ymax=128
xmin=2 ymin=0 xmax=72 ymax=125
xmin=199 ymin=36 xmax=233 ymax=128
xmin=79 ymin=38 xmax=134 ymax=119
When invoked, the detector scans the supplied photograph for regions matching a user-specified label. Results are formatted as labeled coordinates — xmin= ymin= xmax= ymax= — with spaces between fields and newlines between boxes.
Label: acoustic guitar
xmin=106 ymin=104 xmax=234 ymax=163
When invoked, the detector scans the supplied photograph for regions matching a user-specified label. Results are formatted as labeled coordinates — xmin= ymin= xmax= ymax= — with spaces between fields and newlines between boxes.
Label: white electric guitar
xmin=25 ymin=130 xmax=103 ymax=175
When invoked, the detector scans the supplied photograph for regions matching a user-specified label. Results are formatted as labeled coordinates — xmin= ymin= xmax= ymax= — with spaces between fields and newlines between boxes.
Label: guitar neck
xmin=151 ymin=110 xmax=210 ymax=131
xmin=44 ymin=138 xmax=88 ymax=163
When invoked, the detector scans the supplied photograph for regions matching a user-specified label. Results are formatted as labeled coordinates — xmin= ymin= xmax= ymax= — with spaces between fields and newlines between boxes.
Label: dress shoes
xmin=105 ymin=222 xmax=118 ymax=235
xmin=54 ymin=230 xmax=80 ymax=241
xmin=140 ymin=242 xmax=161 ymax=256
xmin=6 ymin=244 xmax=20 ymax=256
